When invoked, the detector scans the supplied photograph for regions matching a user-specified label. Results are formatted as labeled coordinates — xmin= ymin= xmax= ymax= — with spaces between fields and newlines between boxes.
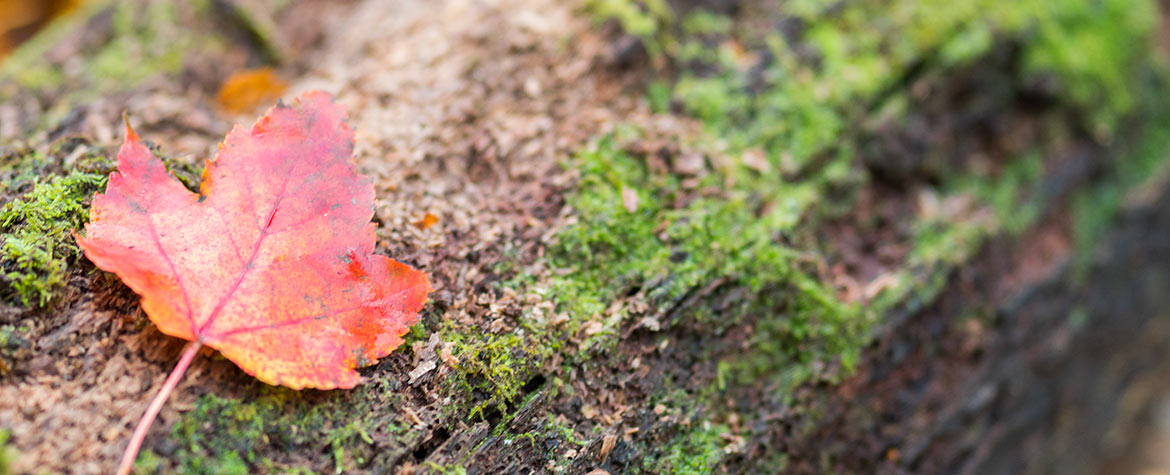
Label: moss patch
xmin=1023 ymin=0 xmax=1158 ymax=136
xmin=1 ymin=0 xmax=217 ymax=94
xmin=554 ymin=132 xmax=862 ymax=377
xmin=0 ymin=428 xmax=15 ymax=475
xmin=147 ymin=0 xmax=1165 ymax=470
xmin=0 ymin=151 xmax=110 ymax=306
xmin=170 ymin=386 xmax=406 ymax=474
xmin=0 ymin=0 xmax=231 ymax=140
xmin=585 ymin=0 xmax=673 ymax=57
xmin=1072 ymin=91 xmax=1170 ymax=278
xmin=573 ymin=0 xmax=1161 ymax=386
xmin=439 ymin=322 xmax=548 ymax=420
xmin=0 ymin=139 xmax=202 ymax=308
xmin=643 ymin=421 xmax=729 ymax=474
xmin=562 ymin=2 xmax=1165 ymax=471
xmin=592 ymin=0 xmax=1155 ymax=163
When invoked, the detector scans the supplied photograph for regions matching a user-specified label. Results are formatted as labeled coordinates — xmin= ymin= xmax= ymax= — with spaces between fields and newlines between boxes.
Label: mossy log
xmin=1 ymin=0 xmax=1169 ymax=473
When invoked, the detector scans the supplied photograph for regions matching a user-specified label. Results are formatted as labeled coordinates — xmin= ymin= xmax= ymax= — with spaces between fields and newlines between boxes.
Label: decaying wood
xmin=2 ymin=0 xmax=1169 ymax=473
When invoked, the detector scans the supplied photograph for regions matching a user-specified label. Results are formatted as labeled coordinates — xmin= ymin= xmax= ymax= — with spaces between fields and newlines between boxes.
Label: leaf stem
xmin=116 ymin=341 xmax=202 ymax=475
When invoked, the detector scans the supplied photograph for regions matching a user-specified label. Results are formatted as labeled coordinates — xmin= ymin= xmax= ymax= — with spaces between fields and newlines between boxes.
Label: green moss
xmin=569 ymin=0 xmax=1160 ymax=382
xmin=1072 ymin=93 xmax=1170 ymax=278
xmin=0 ymin=428 xmax=15 ymax=475
xmin=1 ymin=168 xmax=107 ymax=306
xmin=518 ymin=5 xmax=1167 ymax=463
xmin=953 ymin=151 xmax=1046 ymax=236
xmin=0 ymin=135 xmax=205 ymax=309
xmin=439 ymin=321 xmax=548 ymax=420
xmin=87 ymin=2 xmax=189 ymax=90
xmin=172 ymin=393 xmax=281 ymax=472
xmin=213 ymin=452 xmax=248 ymax=475
xmin=938 ymin=23 xmax=994 ymax=67
xmin=613 ymin=0 xmax=1157 ymax=173
xmin=1 ymin=0 xmax=225 ymax=103
xmin=421 ymin=462 xmax=469 ymax=475
xmin=550 ymin=132 xmax=863 ymax=381
xmin=325 ymin=421 xmax=374 ymax=474
xmin=680 ymin=10 xmax=732 ymax=36
xmin=644 ymin=421 xmax=729 ymax=474
xmin=171 ymin=388 xmax=394 ymax=473
xmin=132 ymin=449 xmax=164 ymax=474
xmin=646 ymin=80 xmax=672 ymax=113
xmin=586 ymin=0 xmax=673 ymax=57
xmin=1024 ymin=0 xmax=1158 ymax=136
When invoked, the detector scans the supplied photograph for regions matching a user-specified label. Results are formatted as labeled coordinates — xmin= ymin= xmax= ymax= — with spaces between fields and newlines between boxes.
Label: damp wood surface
xmin=2 ymin=0 xmax=1170 ymax=473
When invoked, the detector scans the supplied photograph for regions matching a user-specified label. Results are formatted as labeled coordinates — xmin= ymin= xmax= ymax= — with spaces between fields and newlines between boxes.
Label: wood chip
xmin=409 ymin=334 xmax=441 ymax=383
xmin=407 ymin=359 xmax=436 ymax=384
xmin=637 ymin=316 xmax=661 ymax=332
xmin=599 ymin=433 xmax=617 ymax=459
xmin=863 ymin=272 xmax=902 ymax=300
xmin=439 ymin=342 xmax=460 ymax=367
xmin=403 ymin=406 xmax=426 ymax=427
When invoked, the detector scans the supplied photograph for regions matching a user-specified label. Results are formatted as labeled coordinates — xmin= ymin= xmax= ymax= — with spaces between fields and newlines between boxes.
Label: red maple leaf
xmin=77 ymin=91 xmax=430 ymax=473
